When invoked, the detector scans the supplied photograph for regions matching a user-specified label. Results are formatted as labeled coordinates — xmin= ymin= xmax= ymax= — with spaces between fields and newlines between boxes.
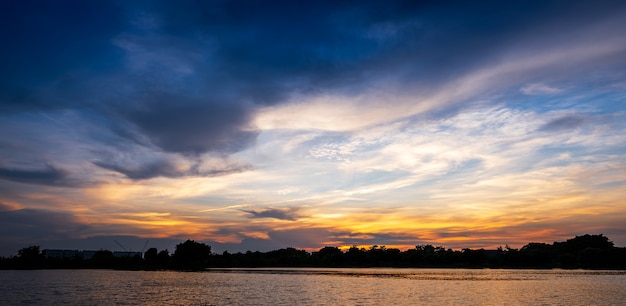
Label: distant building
xmin=42 ymin=249 xmax=80 ymax=259
xmin=42 ymin=249 xmax=140 ymax=260
xmin=113 ymin=251 xmax=142 ymax=258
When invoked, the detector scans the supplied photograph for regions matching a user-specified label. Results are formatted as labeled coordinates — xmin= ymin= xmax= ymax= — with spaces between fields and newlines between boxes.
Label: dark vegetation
xmin=1 ymin=235 xmax=625 ymax=271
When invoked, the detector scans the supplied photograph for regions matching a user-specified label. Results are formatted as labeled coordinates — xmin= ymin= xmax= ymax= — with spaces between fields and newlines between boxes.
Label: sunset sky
xmin=1 ymin=0 xmax=626 ymax=256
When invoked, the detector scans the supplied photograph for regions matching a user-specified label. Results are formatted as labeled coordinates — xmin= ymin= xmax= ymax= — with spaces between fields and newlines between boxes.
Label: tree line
xmin=1 ymin=234 xmax=625 ymax=270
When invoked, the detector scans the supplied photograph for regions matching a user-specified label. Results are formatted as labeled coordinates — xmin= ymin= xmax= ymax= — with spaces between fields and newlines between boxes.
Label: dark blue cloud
xmin=93 ymin=159 xmax=186 ymax=180
xmin=0 ymin=0 xmax=125 ymax=108
xmin=0 ymin=164 xmax=80 ymax=187
xmin=145 ymin=0 xmax=560 ymax=92
xmin=118 ymin=98 xmax=258 ymax=155
xmin=540 ymin=116 xmax=585 ymax=132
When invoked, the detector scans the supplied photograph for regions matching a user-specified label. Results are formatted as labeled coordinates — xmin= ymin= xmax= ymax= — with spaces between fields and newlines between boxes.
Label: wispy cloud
xmin=241 ymin=207 xmax=302 ymax=221
xmin=521 ymin=83 xmax=563 ymax=95
xmin=539 ymin=115 xmax=586 ymax=132
xmin=93 ymin=157 xmax=253 ymax=180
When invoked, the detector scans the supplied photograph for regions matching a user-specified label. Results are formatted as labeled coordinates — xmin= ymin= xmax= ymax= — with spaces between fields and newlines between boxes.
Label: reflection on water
xmin=1 ymin=268 xmax=625 ymax=305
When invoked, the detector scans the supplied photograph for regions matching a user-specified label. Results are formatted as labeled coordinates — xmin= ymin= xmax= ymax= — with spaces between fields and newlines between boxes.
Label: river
xmin=1 ymin=268 xmax=625 ymax=305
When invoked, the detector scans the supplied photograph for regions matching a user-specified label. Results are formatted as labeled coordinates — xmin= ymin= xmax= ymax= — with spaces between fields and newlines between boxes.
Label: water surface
xmin=1 ymin=268 xmax=625 ymax=305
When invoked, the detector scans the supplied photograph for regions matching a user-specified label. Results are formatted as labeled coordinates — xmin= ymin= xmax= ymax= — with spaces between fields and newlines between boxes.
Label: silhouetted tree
xmin=265 ymin=248 xmax=310 ymax=266
xmin=144 ymin=248 xmax=158 ymax=266
xmin=91 ymin=250 xmax=114 ymax=268
xmin=174 ymin=240 xmax=211 ymax=270
xmin=558 ymin=253 xmax=577 ymax=268
xmin=16 ymin=246 xmax=45 ymax=269
xmin=345 ymin=246 xmax=367 ymax=266
xmin=554 ymin=234 xmax=613 ymax=253
xmin=313 ymin=246 xmax=343 ymax=266
xmin=519 ymin=243 xmax=555 ymax=267
xmin=157 ymin=249 xmax=171 ymax=267
xmin=3 ymin=234 xmax=625 ymax=270
xmin=462 ymin=248 xmax=487 ymax=266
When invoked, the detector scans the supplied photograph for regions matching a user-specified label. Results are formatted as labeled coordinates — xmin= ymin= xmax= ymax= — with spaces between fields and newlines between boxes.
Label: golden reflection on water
xmin=1 ymin=269 xmax=625 ymax=305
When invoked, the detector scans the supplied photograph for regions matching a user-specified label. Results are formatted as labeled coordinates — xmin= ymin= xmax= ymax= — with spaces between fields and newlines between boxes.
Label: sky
xmin=1 ymin=0 xmax=626 ymax=256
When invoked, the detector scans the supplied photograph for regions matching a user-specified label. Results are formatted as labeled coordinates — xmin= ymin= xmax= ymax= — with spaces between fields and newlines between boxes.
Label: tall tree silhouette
xmin=16 ymin=246 xmax=44 ymax=269
xmin=174 ymin=240 xmax=211 ymax=270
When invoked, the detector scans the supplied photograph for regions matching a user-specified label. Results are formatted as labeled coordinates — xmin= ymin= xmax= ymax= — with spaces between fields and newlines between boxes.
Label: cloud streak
xmin=242 ymin=208 xmax=301 ymax=221
xmin=93 ymin=158 xmax=253 ymax=180
xmin=521 ymin=83 xmax=563 ymax=95
xmin=0 ymin=164 xmax=80 ymax=187
xmin=539 ymin=116 xmax=586 ymax=132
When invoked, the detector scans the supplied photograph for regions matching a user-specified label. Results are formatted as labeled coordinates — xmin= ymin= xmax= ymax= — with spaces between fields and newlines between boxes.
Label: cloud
xmin=4 ymin=0 xmax=625 ymax=156
xmin=0 ymin=201 xmax=18 ymax=211
xmin=254 ymin=8 xmax=626 ymax=133
xmin=94 ymin=160 xmax=180 ymax=180
xmin=93 ymin=157 xmax=253 ymax=180
xmin=242 ymin=207 xmax=301 ymax=221
xmin=0 ymin=164 xmax=80 ymax=187
xmin=0 ymin=0 xmax=125 ymax=111
xmin=99 ymin=1 xmax=435 ymax=155
xmin=539 ymin=116 xmax=586 ymax=132
xmin=110 ymin=95 xmax=259 ymax=155
xmin=521 ymin=83 xmax=563 ymax=95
